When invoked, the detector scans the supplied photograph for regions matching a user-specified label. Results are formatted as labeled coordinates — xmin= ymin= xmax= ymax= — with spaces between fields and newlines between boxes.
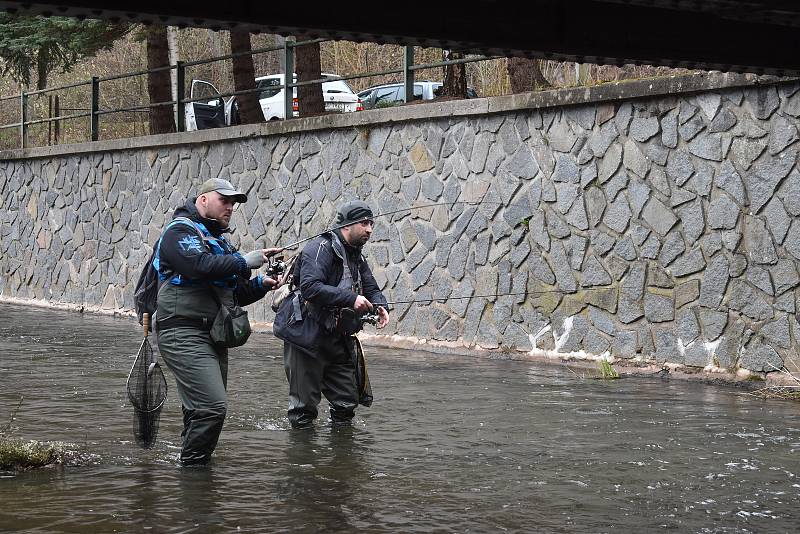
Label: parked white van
xmin=185 ymin=73 xmax=361 ymax=130
xmin=256 ymin=73 xmax=361 ymax=120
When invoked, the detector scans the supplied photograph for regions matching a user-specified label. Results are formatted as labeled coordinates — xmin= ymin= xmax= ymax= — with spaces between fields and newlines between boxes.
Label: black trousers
xmin=283 ymin=334 xmax=358 ymax=429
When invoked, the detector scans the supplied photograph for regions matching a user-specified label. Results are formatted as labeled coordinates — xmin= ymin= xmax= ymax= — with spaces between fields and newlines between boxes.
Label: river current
xmin=1 ymin=302 xmax=799 ymax=533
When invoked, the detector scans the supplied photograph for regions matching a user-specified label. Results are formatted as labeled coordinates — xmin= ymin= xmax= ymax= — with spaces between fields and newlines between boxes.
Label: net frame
xmin=126 ymin=314 xmax=168 ymax=449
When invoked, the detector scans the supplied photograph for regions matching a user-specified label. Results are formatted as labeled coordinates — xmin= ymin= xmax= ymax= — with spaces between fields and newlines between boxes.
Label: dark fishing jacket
xmin=154 ymin=199 xmax=269 ymax=330
xmin=293 ymin=230 xmax=387 ymax=324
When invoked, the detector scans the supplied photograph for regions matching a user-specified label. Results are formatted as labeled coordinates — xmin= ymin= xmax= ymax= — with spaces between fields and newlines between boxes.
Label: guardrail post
xmin=176 ymin=61 xmax=185 ymax=132
xmin=283 ymin=38 xmax=295 ymax=120
xmin=90 ymin=76 xmax=99 ymax=141
xmin=403 ymin=46 xmax=415 ymax=103
xmin=19 ymin=91 xmax=27 ymax=149
xmin=54 ymin=95 xmax=60 ymax=144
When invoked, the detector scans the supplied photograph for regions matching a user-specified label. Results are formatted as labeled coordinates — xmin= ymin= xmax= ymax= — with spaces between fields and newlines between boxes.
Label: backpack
xmin=133 ymin=217 xmax=204 ymax=330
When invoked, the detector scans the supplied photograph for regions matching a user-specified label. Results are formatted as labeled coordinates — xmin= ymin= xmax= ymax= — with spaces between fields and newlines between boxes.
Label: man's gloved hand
xmin=243 ymin=249 xmax=268 ymax=268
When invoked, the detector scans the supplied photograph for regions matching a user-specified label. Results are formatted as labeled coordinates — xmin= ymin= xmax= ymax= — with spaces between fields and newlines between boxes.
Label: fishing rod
xmin=276 ymin=200 xmax=503 ymax=251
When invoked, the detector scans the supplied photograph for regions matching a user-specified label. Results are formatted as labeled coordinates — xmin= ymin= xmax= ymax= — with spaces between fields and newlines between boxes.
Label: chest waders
xmin=154 ymin=217 xmax=238 ymax=465
xmin=282 ymin=233 xmax=369 ymax=429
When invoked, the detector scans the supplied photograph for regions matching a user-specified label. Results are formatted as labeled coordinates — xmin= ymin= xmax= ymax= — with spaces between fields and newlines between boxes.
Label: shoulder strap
xmin=157 ymin=216 xmax=209 ymax=256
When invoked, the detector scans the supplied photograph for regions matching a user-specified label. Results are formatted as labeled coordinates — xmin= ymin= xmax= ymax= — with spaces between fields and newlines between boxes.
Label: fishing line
xmin=381 ymin=287 xmax=616 ymax=306
xmin=277 ymin=200 xmax=504 ymax=250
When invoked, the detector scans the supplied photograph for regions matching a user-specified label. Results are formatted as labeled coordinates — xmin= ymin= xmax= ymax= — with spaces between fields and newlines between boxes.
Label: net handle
xmin=143 ymin=313 xmax=150 ymax=338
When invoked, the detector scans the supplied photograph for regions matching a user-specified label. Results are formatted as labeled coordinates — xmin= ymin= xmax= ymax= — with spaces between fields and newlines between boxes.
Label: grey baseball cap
xmin=198 ymin=178 xmax=247 ymax=203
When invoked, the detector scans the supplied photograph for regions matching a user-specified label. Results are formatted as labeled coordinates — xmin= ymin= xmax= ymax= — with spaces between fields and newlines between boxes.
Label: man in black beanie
xmin=275 ymin=200 xmax=389 ymax=428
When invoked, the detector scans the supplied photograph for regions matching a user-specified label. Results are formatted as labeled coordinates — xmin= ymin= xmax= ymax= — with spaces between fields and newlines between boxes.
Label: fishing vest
xmin=153 ymin=217 xmax=240 ymax=288
xmin=305 ymin=232 xmax=363 ymax=334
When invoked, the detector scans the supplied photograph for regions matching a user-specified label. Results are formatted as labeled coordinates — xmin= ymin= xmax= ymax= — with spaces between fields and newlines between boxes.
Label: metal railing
xmin=0 ymin=38 xmax=498 ymax=150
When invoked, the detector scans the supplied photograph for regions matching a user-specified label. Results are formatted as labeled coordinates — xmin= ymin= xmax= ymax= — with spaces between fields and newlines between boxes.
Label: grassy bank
xmin=0 ymin=439 xmax=71 ymax=471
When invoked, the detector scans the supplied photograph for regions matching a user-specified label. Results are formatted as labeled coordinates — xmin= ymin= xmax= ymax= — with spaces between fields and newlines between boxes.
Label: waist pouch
xmin=335 ymin=308 xmax=363 ymax=336
xmin=210 ymin=303 xmax=251 ymax=348
xmin=209 ymin=287 xmax=252 ymax=348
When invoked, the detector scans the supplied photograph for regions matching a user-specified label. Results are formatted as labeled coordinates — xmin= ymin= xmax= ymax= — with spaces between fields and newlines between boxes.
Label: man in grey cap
xmin=154 ymin=177 xmax=280 ymax=465
xmin=274 ymin=199 xmax=390 ymax=429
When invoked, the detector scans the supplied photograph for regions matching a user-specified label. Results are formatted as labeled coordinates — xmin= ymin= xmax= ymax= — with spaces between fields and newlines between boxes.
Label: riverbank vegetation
xmin=749 ymin=362 xmax=800 ymax=401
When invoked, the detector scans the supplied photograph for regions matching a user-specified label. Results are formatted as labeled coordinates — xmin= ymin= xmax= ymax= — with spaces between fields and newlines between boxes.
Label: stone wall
xmin=2 ymin=74 xmax=800 ymax=373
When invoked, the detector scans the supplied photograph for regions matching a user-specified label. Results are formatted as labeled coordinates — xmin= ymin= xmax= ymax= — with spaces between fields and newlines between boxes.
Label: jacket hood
xmin=173 ymin=198 xmax=232 ymax=236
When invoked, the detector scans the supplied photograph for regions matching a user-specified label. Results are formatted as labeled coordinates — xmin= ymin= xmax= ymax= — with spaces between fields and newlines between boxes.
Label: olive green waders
xmin=157 ymin=326 xmax=228 ymax=465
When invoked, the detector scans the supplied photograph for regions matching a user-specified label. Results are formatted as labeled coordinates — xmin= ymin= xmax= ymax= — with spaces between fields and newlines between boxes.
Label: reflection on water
xmin=1 ymin=302 xmax=800 ymax=532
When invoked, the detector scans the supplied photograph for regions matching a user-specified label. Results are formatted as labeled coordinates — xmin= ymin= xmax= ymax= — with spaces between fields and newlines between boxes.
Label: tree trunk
xmin=36 ymin=47 xmax=48 ymax=90
xmin=230 ymin=31 xmax=261 ymax=125
xmin=295 ymin=39 xmax=324 ymax=117
xmin=507 ymin=57 xmax=551 ymax=93
xmin=275 ymin=34 xmax=286 ymax=73
xmin=440 ymin=50 xmax=467 ymax=98
xmin=167 ymin=26 xmax=179 ymax=125
xmin=146 ymin=26 xmax=175 ymax=134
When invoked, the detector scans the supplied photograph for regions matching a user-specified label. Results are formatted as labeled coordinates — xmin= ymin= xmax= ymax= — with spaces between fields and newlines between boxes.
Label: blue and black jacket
xmin=154 ymin=199 xmax=269 ymax=330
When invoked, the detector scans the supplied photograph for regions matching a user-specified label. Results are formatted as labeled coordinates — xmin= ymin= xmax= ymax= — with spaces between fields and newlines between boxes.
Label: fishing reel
xmin=264 ymin=257 xmax=287 ymax=277
xmin=360 ymin=312 xmax=380 ymax=326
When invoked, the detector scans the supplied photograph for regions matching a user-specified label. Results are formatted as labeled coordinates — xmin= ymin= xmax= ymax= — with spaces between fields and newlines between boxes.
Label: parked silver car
xmin=357 ymin=81 xmax=478 ymax=109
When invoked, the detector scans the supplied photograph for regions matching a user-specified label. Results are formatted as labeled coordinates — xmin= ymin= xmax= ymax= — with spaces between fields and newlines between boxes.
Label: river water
xmin=1 ymin=302 xmax=799 ymax=533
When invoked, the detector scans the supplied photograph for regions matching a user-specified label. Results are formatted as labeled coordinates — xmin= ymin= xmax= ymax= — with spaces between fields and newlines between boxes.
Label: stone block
xmin=688 ymin=133 xmax=723 ymax=161
xmin=603 ymin=195 xmax=632 ymax=234
xmin=740 ymin=342 xmax=783 ymax=373
xmin=582 ymin=329 xmax=611 ymax=355
xmin=683 ymin=342 xmax=710 ymax=367
xmin=699 ymin=309 xmax=728 ymax=341
xmin=612 ymin=329 xmax=638 ymax=359
xmin=585 ymin=287 xmax=618 ymax=313
xmin=744 ymin=216 xmax=778 ymax=265
xmin=621 ymin=262 xmax=647 ymax=301
xmin=623 ymin=139 xmax=649 ymax=178
xmin=552 ymin=154 xmax=580 ymax=183
xmin=747 ymin=265 xmax=774 ymax=296
xmin=784 ymin=170 xmax=800 ymax=216
xmin=786 ymin=220 xmax=800 ymax=261
xmin=747 ymin=151 xmax=796 ymax=213
xmin=731 ymin=136 xmax=767 ymax=170
xmin=677 ymin=307 xmax=700 ymax=344
xmin=669 ymin=248 xmax=706 ymax=277
xmin=642 ymin=197 xmax=678 ymax=237
xmin=585 ymin=187 xmax=606 ymax=228
xmin=768 ymin=114 xmax=799 ymax=155
xmin=771 ymin=259 xmax=800 ymax=295
xmin=644 ymin=291 xmax=674 ymax=323
xmin=666 ymin=150 xmax=694 ymax=186
xmin=727 ymin=279 xmax=773 ymax=321
xmin=648 ymin=263 xmax=674 ymax=288
xmin=714 ymin=160 xmax=747 ymax=206
xmin=549 ymin=239 xmax=577 ymax=292
xmin=708 ymin=194 xmax=740 ymax=230
xmin=630 ymin=116 xmax=660 ymax=142
xmin=613 ymin=236 xmax=637 ymax=261
xmin=589 ymin=120 xmax=619 ymax=157
xmin=589 ymin=305 xmax=616 ymax=335
xmin=761 ymin=315 xmax=791 ymax=349
xmin=698 ymin=254 xmax=729 ymax=308
xmin=661 ymin=109 xmax=678 ymax=148
xmin=679 ymin=113 xmax=705 ymax=141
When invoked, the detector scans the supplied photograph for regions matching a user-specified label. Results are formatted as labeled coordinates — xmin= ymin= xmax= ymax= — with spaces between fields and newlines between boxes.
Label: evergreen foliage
xmin=0 ymin=14 xmax=130 ymax=89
